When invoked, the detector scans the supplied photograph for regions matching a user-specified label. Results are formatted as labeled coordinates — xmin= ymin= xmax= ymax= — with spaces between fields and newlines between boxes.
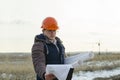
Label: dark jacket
xmin=32 ymin=34 xmax=65 ymax=80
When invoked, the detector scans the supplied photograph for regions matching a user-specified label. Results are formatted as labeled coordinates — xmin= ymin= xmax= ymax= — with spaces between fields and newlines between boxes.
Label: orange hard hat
xmin=41 ymin=17 xmax=59 ymax=30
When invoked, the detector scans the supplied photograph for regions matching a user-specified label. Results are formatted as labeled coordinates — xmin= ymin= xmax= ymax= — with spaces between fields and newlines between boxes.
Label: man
xmin=32 ymin=17 xmax=65 ymax=80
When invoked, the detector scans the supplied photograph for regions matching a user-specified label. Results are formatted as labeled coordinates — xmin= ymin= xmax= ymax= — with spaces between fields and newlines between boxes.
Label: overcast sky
xmin=0 ymin=0 xmax=120 ymax=52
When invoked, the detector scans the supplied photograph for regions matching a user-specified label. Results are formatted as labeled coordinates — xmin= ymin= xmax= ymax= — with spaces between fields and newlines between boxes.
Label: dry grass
xmin=67 ymin=52 xmax=120 ymax=71
xmin=75 ymin=62 xmax=120 ymax=72
xmin=93 ymin=74 xmax=120 ymax=80
xmin=0 ymin=52 xmax=120 ymax=79
xmin=92 ymin=53 xmax=120 ymax=61
xmin=0 ymin=62 xmax=34 ymax=73
xmin=0 ymin=53 xmax=35 ymax=80
xmin=0 ymin=63 xmax=35 ymax=80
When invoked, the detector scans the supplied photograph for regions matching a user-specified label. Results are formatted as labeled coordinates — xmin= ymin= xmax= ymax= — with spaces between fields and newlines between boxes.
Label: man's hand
xmin=45 ymin=73 xmax=56 ymax=80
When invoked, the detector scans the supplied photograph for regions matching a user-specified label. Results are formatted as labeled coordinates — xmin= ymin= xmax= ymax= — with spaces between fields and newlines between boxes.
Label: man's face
xmin=44 ymin=30 xmax=56 ymax=40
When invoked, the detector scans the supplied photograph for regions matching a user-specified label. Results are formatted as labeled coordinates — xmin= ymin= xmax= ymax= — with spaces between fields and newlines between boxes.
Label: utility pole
xmin=98 ymin=42 xmax=100 ymax=55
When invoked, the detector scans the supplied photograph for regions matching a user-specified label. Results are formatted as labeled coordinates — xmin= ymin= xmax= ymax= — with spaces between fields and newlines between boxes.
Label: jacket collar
xmin=35 ymin=34 xmax=62 ymax=44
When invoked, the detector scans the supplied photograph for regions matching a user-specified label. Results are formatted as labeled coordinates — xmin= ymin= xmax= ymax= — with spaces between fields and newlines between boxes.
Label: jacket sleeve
xmin=31 ymin=41 xmax=46 ymax=79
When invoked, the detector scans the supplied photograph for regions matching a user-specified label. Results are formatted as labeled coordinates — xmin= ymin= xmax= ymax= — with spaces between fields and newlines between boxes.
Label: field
xmin=0 ymin=53 xmax=35 ymax=80
xmin=0 ymin=52 xmax=120 ymax=80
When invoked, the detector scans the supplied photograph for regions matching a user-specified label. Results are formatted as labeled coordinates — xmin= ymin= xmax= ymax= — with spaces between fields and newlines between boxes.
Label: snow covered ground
xmin=72 ymin=67 xmax=120 ymax=80
xmin=71 ymin=60 xmax=120 ymax=80
xmin=1 ymin=68 xmax=120 ymax=80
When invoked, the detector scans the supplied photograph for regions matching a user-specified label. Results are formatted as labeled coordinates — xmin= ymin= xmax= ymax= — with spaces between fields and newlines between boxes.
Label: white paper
xmin=65 ymin=52 xmax=94 ymax=68
xmin=46 ymin=52 xmax=94 ymax=80
xmin=46 ymin=65 xmax=73 ymax=80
